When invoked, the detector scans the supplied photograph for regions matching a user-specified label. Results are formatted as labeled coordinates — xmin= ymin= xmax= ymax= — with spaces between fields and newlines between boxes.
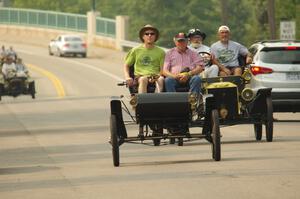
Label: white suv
xmin=249 ymin=40 xmax=300 ymax=112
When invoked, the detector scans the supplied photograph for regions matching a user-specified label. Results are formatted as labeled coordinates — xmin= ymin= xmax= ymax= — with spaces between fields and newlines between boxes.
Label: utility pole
xmin=91 ymin=0 xmax=96 ymax=11
xmin=267 ymin=0 xmax=276 ymax=39
xmin=220 ymin=0 xmax=228 ymax=25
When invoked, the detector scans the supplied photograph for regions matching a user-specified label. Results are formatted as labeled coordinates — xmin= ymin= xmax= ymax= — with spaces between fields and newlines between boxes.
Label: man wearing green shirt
xmin=124 ymin=25 xmax=165 ymax=93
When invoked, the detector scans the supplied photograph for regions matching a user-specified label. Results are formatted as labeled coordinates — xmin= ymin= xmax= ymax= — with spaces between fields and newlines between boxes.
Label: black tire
xmin=29 ymin=82 xmax=36 ymax=99
xmin=178 ymin=138 xmax=183 ymax=146
xmin=110 ymin=114 xmax=120 ymax=167
xmin=254 ymin=124 xmax=262 ymax=141
xmin=169 ymin=138 xmax=175 ymax=144
xmin=82 ymin=53 xmax=87 ymax=58
xmin=48 ymin=47 xmax=53 ymax=56
xmin=211 ymin=109 xmax=221 ymax=161
xmin=0 ymin=83 xmax=3 ymax=101
xmin=152 ymin=131 xmax=161 ymax=146
xmin=153 ymin=138 xmax=161 ymax=146
xmin=150 ymin=125 xmax=162 ymax=146
xmin=58 ymin=49 xmax=63 ymax=57
xmin=265 ymin=96 xmax=273 ymax=142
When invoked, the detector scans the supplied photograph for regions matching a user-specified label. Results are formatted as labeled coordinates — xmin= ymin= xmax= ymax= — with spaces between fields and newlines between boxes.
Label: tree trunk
xmin=220 ymin=0 xmax=228 ymax=25
xmin=267 ymin=0 xmax=276 ymax=39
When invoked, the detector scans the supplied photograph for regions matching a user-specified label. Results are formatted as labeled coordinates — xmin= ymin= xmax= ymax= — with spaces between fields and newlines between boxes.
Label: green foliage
xmin=11 ymin=0 xmax=298 ymax=47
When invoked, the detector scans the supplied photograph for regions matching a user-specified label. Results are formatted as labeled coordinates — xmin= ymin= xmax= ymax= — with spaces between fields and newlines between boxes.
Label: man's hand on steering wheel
xmin=126 ymin=78 xmax=134 ymax=86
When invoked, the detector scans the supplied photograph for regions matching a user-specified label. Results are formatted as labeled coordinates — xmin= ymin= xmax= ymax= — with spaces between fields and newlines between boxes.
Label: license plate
xmin=286 ymin=72 xmax=300 ymax=80
xmin=72 ymin=44 xmax=79 ymax=48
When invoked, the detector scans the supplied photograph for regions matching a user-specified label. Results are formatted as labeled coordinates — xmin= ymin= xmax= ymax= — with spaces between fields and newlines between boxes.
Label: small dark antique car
xmin=201 ymin=67 xmax=273 ymax=142
xmin=0 ymin=76 xmax=36 ymax=100
xmin=110 ymin=88 xmax=221 ymax=167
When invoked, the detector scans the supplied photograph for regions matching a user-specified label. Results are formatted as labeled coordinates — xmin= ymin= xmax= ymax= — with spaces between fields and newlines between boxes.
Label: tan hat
xmin=218 ymin=25 xmax=230 ymax=32
xmin=139 ymin=24 xmax=159 ymax=42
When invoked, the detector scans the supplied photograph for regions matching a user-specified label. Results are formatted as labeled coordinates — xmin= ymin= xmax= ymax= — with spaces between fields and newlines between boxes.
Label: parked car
xmin=248 ymin=40 xmax=300 ymax=112
xmin=48 ymin=34 xmax=87 ymax=57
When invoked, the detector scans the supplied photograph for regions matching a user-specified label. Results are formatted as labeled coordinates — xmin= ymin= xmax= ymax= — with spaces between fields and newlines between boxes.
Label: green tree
xmin=10 ymin=0 xmax=299 ymax=47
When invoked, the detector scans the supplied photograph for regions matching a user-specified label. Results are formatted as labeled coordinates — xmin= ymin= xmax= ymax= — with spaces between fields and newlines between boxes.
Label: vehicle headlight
xmin=242 ymin=69 xmax=252 ymax=81
xmin=241 ymin=88 xmax=254 ymax=101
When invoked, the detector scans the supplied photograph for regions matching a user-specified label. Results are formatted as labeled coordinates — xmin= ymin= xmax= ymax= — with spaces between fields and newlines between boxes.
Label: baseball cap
xmin=218 ymin=25 xmax=230 ymax=32
xmin=174 ymin=32 xmax=188 ymax=41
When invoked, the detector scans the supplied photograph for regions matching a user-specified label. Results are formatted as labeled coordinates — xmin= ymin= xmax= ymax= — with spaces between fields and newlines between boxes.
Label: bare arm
xmin=246 ymin=52 xmax=253 ymax=64
xmin=123 ymin=63 xmax=133 ymax=86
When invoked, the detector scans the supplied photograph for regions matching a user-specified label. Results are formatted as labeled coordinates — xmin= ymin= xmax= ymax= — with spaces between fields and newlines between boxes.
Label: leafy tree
xmin=10 ymin=0 xmax=299 ymax=47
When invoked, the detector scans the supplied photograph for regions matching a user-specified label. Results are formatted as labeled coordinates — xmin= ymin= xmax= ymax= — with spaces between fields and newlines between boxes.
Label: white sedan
xmin=48 ymin=34 xmax=87 ymax=57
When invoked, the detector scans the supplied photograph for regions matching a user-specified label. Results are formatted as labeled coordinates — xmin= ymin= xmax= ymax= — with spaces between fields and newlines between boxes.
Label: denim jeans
xmin=165 ymin=75 xmax=201 ymax=94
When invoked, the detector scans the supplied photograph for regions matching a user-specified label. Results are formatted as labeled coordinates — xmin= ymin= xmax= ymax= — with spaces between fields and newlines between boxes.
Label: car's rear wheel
xmin=48 ymin=47 xmax=53 ymax=55
xmin=110 ymin=114 xmax=120 ymax=167
xmin=29 ymin=81 xmax=36 ymax=99
xmin=254 ymin=123 xmax=262 ymax=141
xmin=58 ymin=49 xmax=64 ymax=57
xmin=265 ymin=96 xmax=273 ymax=142
xmin=211 ymin=109 xmax=221 ymax=161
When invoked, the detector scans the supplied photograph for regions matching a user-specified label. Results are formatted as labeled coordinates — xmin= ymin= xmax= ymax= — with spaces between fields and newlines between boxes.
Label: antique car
xmin=109 ymin=58 xmax=273 ymax=167
xmin=0 ymin=76 xmax=36 ymax=100
xmin=201 ymin=67 xmax=273 ymax=142
xmin=110 ymin=86 xmax=221 ymax=167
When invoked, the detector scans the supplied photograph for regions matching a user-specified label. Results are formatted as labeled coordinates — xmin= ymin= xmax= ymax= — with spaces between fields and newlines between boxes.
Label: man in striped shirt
xmin=163 ymin=32 xmax=204 ymax=95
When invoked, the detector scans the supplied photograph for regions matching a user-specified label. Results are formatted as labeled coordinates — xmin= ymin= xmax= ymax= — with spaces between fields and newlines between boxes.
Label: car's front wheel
xmin=265 ymin=96 xmax=273 ymax=142
xmin=48 ymin=47 xmax=53 ymax=56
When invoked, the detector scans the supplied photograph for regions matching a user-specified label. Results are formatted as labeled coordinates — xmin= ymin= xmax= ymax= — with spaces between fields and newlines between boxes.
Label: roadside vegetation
xmin=11 ymin=0 xmax=299 ymax=47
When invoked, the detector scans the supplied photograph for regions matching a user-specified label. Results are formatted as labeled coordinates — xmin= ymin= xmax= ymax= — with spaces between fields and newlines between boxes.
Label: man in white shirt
xmin=2 ymin=56 xmax=17 ymax=79
xmin=210 ymin=25 xmax=252 ymax=76
xmin=187 ymin=28 xmax=219 ymax=78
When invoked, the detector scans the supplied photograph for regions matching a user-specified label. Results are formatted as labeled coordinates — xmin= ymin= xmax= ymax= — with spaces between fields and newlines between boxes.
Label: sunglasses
xmin=144 ymin=32 xmax=155 ymax=36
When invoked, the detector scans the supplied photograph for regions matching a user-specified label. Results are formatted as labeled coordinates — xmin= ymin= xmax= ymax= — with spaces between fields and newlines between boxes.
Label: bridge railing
xmin=0 ymin=7 xmax=116 ymax=37
xmin=0 ymin=8 xmax=155 ymax=50
xmin=96 ymin=16 xmax=115 ymax=38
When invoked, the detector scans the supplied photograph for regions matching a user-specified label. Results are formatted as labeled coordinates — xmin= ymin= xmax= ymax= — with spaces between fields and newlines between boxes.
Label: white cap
xmin=218 ymin=25 xmax=230 ymax=32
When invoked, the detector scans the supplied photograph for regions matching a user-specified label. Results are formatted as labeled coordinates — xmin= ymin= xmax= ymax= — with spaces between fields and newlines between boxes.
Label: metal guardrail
xmin=119 ymin=40 xmax=169 ymax=51
xmin=120 ymin=40 xmax=140 ymax=48
xmin=0 ymin=8 xmax=167 ymax=51
xmin=96 ymin=16 xmax=116 ymax=38
xmin=0 ymin=7 xmax=116 ymax=37
xmin=0 ymin=7 xmax=87 ymax=32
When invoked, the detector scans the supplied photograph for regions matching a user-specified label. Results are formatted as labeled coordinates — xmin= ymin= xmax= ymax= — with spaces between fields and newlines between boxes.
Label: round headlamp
xmin=241 ymin=88 xmax=254 ymax=101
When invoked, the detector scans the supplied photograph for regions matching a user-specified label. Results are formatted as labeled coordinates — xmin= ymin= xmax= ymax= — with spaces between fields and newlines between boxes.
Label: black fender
xmin=110 ymin=100 xmax=127 ymax=138
xmin=248 ymin=88 xmax=272 ymax=114
xmin=202 ymin=95 xmax=217 ymax=136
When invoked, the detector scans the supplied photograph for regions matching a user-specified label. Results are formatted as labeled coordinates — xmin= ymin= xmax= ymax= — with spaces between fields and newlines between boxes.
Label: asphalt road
xmin=0 ymin=41 xmax=299 ymax=199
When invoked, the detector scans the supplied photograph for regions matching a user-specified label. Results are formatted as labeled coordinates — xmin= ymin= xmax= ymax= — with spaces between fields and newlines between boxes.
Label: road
xmin=0 ymin=41 xmax=299 ymax=199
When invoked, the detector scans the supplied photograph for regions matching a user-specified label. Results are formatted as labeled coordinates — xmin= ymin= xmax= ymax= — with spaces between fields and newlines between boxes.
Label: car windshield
xmin=260 ymin=47 xmax=300 ymax=64
xmin=64 ymin=37 xmax=82 ymax=42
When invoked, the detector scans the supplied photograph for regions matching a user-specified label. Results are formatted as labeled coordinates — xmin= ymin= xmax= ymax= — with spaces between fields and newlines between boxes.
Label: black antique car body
xmin=201 ymin=67 xmax=273 ymax=142
xmin=110 ymin=89 xmax=221 ymax=167
xmin=109 ymin=62 xmax=273 ymax=167
xmin=0 ymin=76 xmax=36 ymax=100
